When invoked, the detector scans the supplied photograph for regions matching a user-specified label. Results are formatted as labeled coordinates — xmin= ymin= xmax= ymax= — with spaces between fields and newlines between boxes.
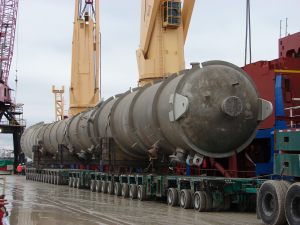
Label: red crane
xmin=0 ymin=0 xmax=24 ymax=174
xmin=0 ymin=0 xmax=18 ymax=104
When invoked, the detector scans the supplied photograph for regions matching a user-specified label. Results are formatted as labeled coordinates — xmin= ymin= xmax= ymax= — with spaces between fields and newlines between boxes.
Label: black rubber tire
xmin=285 ymin=182 xmax=300 ymax=225
xmin=90 ymin=180 xmax=96 ymax=192
xmin=114 ymin=182 xmax=122 ymax=196
xmin=122 ymin=183 xmax=129 ymax=198
xmin=194 ymin=191 xmax=206 ymax=212
xmin=180 ymin=189 xmax=192 ymax=209
xmin=167 ymin=188 xmax=179 ymax=207
xmin=76 ymin=178 xmax=80 ymax=189
xmin=130 ymin=184 xmax=138 ymax=199
xmin=95 ymin=180 xmax=102 ymax=192
xmin=257 ymin=180 xmax=286 ymax=225
xmin=68 ymin=177 xmax=73 ymax=187
xmin=223 ymin=195 xmax=231 ymax=211
xmin=102 ymin=181 xmax=108 ymax=193
xmin=137 ymin=185 xmax=147 ymax=201
xmin=107 ymin=181 xmax=114 ymax=195
xmin=203 ymin=191 xmax=213 ymax=211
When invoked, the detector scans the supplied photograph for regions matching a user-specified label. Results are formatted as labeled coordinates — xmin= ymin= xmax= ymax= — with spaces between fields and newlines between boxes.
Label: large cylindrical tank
xmin=20 ymin=122 xmax=44 ymax=158
xmin=21 ymin=61 xmax=272 ymax=160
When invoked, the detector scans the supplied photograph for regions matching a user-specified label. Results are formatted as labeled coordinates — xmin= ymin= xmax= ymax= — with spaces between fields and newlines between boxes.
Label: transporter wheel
xmin=223 ymin=195 xmax=231 ymax=211
xmin=107 ymin=181 xmax=114 ymax=195
xmin=137 ymin=185 xmax=147 ymax=201
xmin=68 ymin=177 xmax=73 ymax=187
xmin=167 ymin=188 xmax=179 ymax=206
xmin=95 ymin=180 xmax=102 ymax=192
xmin=102 ymin=181 xmax=108 ymax=193
xmin=285 ymin=182 xmax=300 ymax=225
xmin=72 ymin=177 xmax=77 ymax=188
xmin=194 ymin=191 xmax=206 ymax=212
xmin=90 ymin=180 xmax=96 ymax=192
xmin=114 ymin=182 xmax=122 ymax=196
xmin=57 ymin=176 xmax=60 ymax=185
xmin=130 ymin=184 xmax=138 ymax=199
xmin=238 ymin=195 xmax=249 ymax=212
xmin=122 ymin=183 xmax=129 ymax=198
xmin=203 ymin=191 xmax=213 ymax=211
xmin=76 ymin=178 xmax=81 ymax=189
xmin=257 ymin=180 xmax=286 ymax=225
xmin=179 ymin=189 xmax=193 ymax=209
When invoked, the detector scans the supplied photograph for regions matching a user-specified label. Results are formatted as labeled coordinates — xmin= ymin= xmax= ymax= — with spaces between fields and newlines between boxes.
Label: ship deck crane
xmin=68 ymin=0 xmax=100 ymax=116
xmin=137 ymin=0 xmax=195 ymax=86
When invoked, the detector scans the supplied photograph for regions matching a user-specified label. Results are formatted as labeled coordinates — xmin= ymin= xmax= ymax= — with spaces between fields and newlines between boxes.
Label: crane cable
xmin=14 ymin=1 xmax=20 ymax=104
xmin=244 ymin=0 xmax=252 ymax=66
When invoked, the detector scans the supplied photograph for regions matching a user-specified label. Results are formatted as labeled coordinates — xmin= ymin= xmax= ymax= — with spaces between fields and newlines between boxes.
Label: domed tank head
xmin=175 ymin=61 xmax=272 ymax=158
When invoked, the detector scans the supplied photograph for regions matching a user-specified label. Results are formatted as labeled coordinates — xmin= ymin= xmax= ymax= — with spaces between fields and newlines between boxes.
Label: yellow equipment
xmin=136 ymin=0 xmax=195 ymax=86
xmin=69 ymin=0 xmax=100 ymax=116
xmin=52 ymin=85 xmax=65 ymax=121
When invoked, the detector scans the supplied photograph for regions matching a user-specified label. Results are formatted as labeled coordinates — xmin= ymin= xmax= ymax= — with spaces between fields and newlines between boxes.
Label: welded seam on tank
xmin=168 ymin=66 xmax=196 ymax=152
xmin=66 ymin=115 xmax=78 ymax=153
xmin=128 ymin=84 xmax=150 ymax=153
xmin=87 ymin=105 xmax=101 ymax=146
xmin=151 ymin=73 xmax=178 ymax=151
xmin=92 ymin=96 xmax=114 ymax=142
xmin=110 ymin=90 xmax=145 ymax=159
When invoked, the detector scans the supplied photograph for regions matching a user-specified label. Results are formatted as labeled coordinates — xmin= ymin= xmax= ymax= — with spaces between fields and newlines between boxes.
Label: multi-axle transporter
xmin=21 ymin=60 xmax=273 ymax=216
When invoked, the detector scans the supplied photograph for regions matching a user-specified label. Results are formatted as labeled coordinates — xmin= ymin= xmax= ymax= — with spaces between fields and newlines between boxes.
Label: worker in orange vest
xmin=16 ymin=164 xmax=22 ymax=175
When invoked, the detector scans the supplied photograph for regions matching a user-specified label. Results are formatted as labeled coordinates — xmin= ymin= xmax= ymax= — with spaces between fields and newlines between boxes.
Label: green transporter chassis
xmin=25 ymin=167 xmax=263 ymax=212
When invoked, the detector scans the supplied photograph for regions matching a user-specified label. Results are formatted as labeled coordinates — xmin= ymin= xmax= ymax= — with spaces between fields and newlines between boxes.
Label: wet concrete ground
xmin=2 ymin=176 xmax=263 ymax=225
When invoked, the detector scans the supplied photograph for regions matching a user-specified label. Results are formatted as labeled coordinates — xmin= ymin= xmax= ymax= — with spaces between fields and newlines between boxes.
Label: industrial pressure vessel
xmin=21 ymin=61 xmax=272 ymax=161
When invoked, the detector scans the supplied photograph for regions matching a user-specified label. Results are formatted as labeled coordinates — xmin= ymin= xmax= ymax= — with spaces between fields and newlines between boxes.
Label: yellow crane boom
xmin=69 ymin=0 xmax=100 ymax=116
xmin=136 ymin=0 xmax=195 ymax=86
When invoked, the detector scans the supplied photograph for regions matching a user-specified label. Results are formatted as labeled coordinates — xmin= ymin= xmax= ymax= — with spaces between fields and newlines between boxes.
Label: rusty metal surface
xmin=3 ymin=176 xmax=262 ymax=225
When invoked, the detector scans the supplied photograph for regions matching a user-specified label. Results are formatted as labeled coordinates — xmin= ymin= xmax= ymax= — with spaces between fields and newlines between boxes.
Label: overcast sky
xmin=1 ymin=0 xmax=300 ymax=147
